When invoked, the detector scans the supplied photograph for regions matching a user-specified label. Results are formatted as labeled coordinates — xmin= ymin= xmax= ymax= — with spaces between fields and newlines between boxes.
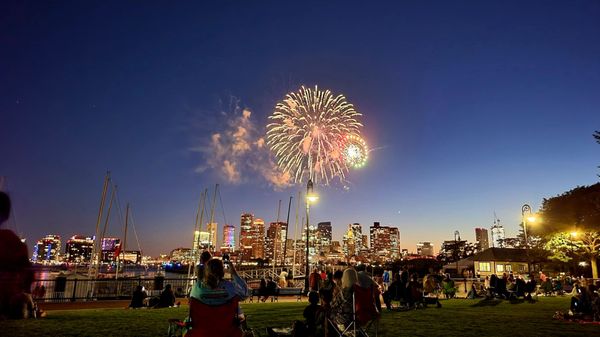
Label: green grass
xmin=1 ymin=297 xmax=598 ymax=336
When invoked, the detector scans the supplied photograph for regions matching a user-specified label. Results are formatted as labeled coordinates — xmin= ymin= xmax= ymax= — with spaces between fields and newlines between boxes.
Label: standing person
xmin=279 ymin=269 xmax=288 ymax=288
xmin=382 ymin=270 xmax=391 ymax=292
xmin=0 ymin=192 xmax=36 ymax=319
xmin=309 ymin=268 xmax=321 ymax=292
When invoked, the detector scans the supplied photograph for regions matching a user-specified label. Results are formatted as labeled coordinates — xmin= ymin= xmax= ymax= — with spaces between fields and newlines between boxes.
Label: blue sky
xmin=1 ymin=1 xmax=599 ymax=256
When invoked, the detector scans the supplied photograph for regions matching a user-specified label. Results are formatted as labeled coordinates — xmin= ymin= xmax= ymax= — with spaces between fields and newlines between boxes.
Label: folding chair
xmin=168 ymin=297 xmax=243 ymax=337
xmin=329 ymin=285 xmax=380 ymax=337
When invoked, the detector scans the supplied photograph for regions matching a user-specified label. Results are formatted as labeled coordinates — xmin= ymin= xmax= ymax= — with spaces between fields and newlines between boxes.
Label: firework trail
xmin=267 ymin=86 xmax=367 ymax=185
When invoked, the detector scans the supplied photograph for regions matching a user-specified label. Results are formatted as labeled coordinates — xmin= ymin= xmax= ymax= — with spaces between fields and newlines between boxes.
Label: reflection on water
xmin=33 ymin=265 xmax=189 ymax=280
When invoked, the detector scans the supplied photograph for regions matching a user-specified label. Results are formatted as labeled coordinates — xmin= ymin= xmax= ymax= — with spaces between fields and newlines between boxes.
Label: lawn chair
xmin=330 ymin=285 xmax=379 ymax=337
xmin=168 ymin=297 xmax=244 ymax=337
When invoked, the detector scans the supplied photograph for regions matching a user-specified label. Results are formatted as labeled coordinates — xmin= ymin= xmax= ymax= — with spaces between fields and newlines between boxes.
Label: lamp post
xmin=304 ymin=179 xmax=318 ymax=293
xmin=521 ymin=204 xmax=536 ymax=272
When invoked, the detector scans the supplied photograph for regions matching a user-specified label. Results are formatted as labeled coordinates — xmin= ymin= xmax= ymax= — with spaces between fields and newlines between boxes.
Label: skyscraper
xmin=317 ymin=222 xmax=332 ymax=253
xmin=475 ymin=227 xmax=489 ymax=251
xmin=252 ymin=218 xmax=265 ymax=259
xmin=221 ymin=224 xmax=235 ymax=252
xmin=265 ymin=222 xmax=287 ymax=264
xmin=239 ymin=213 xmax=253 ymax=260
xmin=369 ymin=222 xmax=401 ymax=260
xmin=342 ymin=223 xmax=363 ymax=257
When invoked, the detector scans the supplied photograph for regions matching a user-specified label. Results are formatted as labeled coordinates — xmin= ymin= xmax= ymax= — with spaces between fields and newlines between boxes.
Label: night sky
xmin=1 ymin=1 xmax=599 ymax=257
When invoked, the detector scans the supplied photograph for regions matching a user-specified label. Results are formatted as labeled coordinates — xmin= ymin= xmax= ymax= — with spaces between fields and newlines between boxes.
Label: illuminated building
xmin=239 ymin=213 xmax=253 ymax=260
xmin=342 ymin=223 xmax=363 ymax=257
xmin=101 ymin=237 xmax=121 ymax=262
xmin=475 ymin=228 xmax=490 ymax=251
xmin=65 ymin=235 xmax=94 ymax=263
xmin=121 ymin=250 xmax=142 ymax=264
xmin=221 ymin=224 xmax=236 ymax=253
xmin=416 ymin=242 xmax=434 ymax=256
xmin=491 ymin=224 xmax=505 ymax=248
xmin=265 ymin=222 xmax=287 ymax=264
xmin=252 ymin=219 xmax=265 ymax=259
xmin=316 ymin=222 xmax=332 ymax=252
xmin=32 ymin=235 xmax=61 ymax=263
xmin=369 ymin=222 xmax=400 ymax=260
xmin=170 ymin=247 xmax=193 ymax=264
xmin=239 ymin=213 xmax=265 ymax=261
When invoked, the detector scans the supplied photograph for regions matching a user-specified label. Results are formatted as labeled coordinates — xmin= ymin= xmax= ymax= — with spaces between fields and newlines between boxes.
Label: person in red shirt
xmin=0 ymin=192 xmax=35 ymax=319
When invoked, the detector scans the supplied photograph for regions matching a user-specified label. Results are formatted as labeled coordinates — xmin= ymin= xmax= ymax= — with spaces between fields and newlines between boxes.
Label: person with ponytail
xmin=190 ymin=258 xmax=248 ymax=305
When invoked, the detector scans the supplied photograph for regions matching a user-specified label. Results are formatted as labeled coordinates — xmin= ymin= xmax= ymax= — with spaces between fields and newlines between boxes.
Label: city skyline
xmin=2 ymin=1 xmax=599 ymax=257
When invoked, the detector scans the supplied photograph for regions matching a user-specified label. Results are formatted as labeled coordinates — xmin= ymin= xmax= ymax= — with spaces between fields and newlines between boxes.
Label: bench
xmin=274 ymin=287 xmax=303 ymax=302
xmin=247 ymin=287 xmax=304 ymax=302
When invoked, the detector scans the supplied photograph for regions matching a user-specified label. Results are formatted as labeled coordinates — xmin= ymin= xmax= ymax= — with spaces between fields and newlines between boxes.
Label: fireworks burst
xmin=342 ymin=134 xmax=368 ymax=168
xmin=267 ymin=86 xmax=366 ymax=185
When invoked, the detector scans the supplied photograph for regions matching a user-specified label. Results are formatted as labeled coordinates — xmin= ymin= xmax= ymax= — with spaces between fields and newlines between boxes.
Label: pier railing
xmin=30 ymin=266 xmax=311 ymax=303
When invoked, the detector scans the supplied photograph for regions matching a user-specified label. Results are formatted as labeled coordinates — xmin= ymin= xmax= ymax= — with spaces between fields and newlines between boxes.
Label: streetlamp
xmin=305 ymin=179 xmax=319 ymax=293
xmin=521 ymin=204 xmax=537 ymax=272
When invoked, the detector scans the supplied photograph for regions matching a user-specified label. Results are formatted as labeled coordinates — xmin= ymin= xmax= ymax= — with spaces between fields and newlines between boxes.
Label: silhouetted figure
xmin=129 ymin=285 xmax=147 ymax=308
xmin=0 ymin=192 xmax=36 ymax=319
xmin=154 ymin=284 xmax=176 ymax=308
xmin=196 ymin=251 xmax=212 ymax=284
xmin=309 ymin=268 xmax=321 ymax=292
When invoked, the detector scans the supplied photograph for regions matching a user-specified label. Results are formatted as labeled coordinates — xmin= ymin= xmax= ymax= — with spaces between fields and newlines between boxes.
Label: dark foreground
xmin=0 ymin=297 xmax=597 ymax=336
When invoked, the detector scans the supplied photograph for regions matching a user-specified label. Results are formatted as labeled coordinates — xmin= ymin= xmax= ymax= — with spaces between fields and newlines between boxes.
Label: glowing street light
xmin=521 ymin=204 xmax=538 ymax=272
xmin=304 ymin=179 xmax=318 ymax=293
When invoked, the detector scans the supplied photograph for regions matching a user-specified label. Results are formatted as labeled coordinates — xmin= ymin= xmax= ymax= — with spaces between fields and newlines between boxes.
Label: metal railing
xmin=31 ymin=277 xmax=195 ymax=303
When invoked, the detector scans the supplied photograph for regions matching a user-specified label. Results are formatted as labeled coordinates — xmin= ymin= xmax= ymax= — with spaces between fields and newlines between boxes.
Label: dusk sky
xmin=1 ymin=1 xmax=599 ymax=257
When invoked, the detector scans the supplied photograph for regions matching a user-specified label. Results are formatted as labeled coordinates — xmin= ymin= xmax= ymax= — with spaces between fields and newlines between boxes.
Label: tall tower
xmin=221 ymin=224 xmax=235 ymax=253
xmin=491 ymin=219 xmax=505 ymax=248
xmin=265 ymin=222 xmax=287 ymax=264
xmin=252 ymin=218 xmax=265 ymax=259
xmin=239 ymin=213 xmax=253 ymax=260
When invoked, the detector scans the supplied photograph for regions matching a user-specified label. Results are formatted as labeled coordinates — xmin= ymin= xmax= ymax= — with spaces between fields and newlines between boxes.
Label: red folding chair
xmin=169 ymin=297 xmax=243 ymax=337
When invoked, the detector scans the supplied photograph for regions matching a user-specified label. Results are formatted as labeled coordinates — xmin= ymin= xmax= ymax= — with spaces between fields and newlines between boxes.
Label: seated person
xmin=190 ymin=257 xmax=248 ymax=307
xmin=0 ymin=192 xmax=37 ymax=319
xmin=524 ymin=274 xmax=537 ymax=300
xmin=383 ymin=273 xmax=404 ymax=310
xmin=442 ymin=274 xmax=455 ymax=299
xmin=406 ymin=273 xmax=423 ymax=308
xmin=570 ymin=281 xmax=592 ymax=315
xmin=129 ymin=285 xmax=147 ymax=308
xmin=154 ymin=284 xmax=176 ymax=308
xmin=266 ymin=277 xmax=279 ymax=300
xmin=330 ymin=268 xmax=358 ymax=328
xmin=466 ymin=283 xmax=479 ymax=299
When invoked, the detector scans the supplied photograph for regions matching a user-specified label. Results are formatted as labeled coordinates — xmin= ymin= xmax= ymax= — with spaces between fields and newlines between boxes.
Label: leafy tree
xmin=536 ymin=183 xmax=600 ymax=278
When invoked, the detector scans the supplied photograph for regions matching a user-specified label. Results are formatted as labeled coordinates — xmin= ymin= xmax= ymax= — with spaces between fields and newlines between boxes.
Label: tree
xmin=536 ymin=183 xmax=600 ymax=278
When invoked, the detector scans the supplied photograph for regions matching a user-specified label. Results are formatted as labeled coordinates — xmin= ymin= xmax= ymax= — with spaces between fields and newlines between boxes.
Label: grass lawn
xmin=1 ymin=297 xmax=598 ymax=336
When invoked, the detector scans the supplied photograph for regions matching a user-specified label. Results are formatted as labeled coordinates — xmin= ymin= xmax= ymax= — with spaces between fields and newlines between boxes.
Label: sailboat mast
xmin=95 ymin=184 xmax=116 ymax=279
xmin=88 ymin=171 xmax=110 ymax=278
xmin=292 ymin=191 xmax=301 ymax=277
xmin=273 ymin=199 xmax=281 ymax=276
xmin=283 ymin=196 xmax=293 ymax=268
xmin=188 ymin=189 xmax=206 ymax=281
xmin=116 ymin=203 xmax=129 ymax=280
xmin=207 ymin=184 xmax=218 ymax=253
